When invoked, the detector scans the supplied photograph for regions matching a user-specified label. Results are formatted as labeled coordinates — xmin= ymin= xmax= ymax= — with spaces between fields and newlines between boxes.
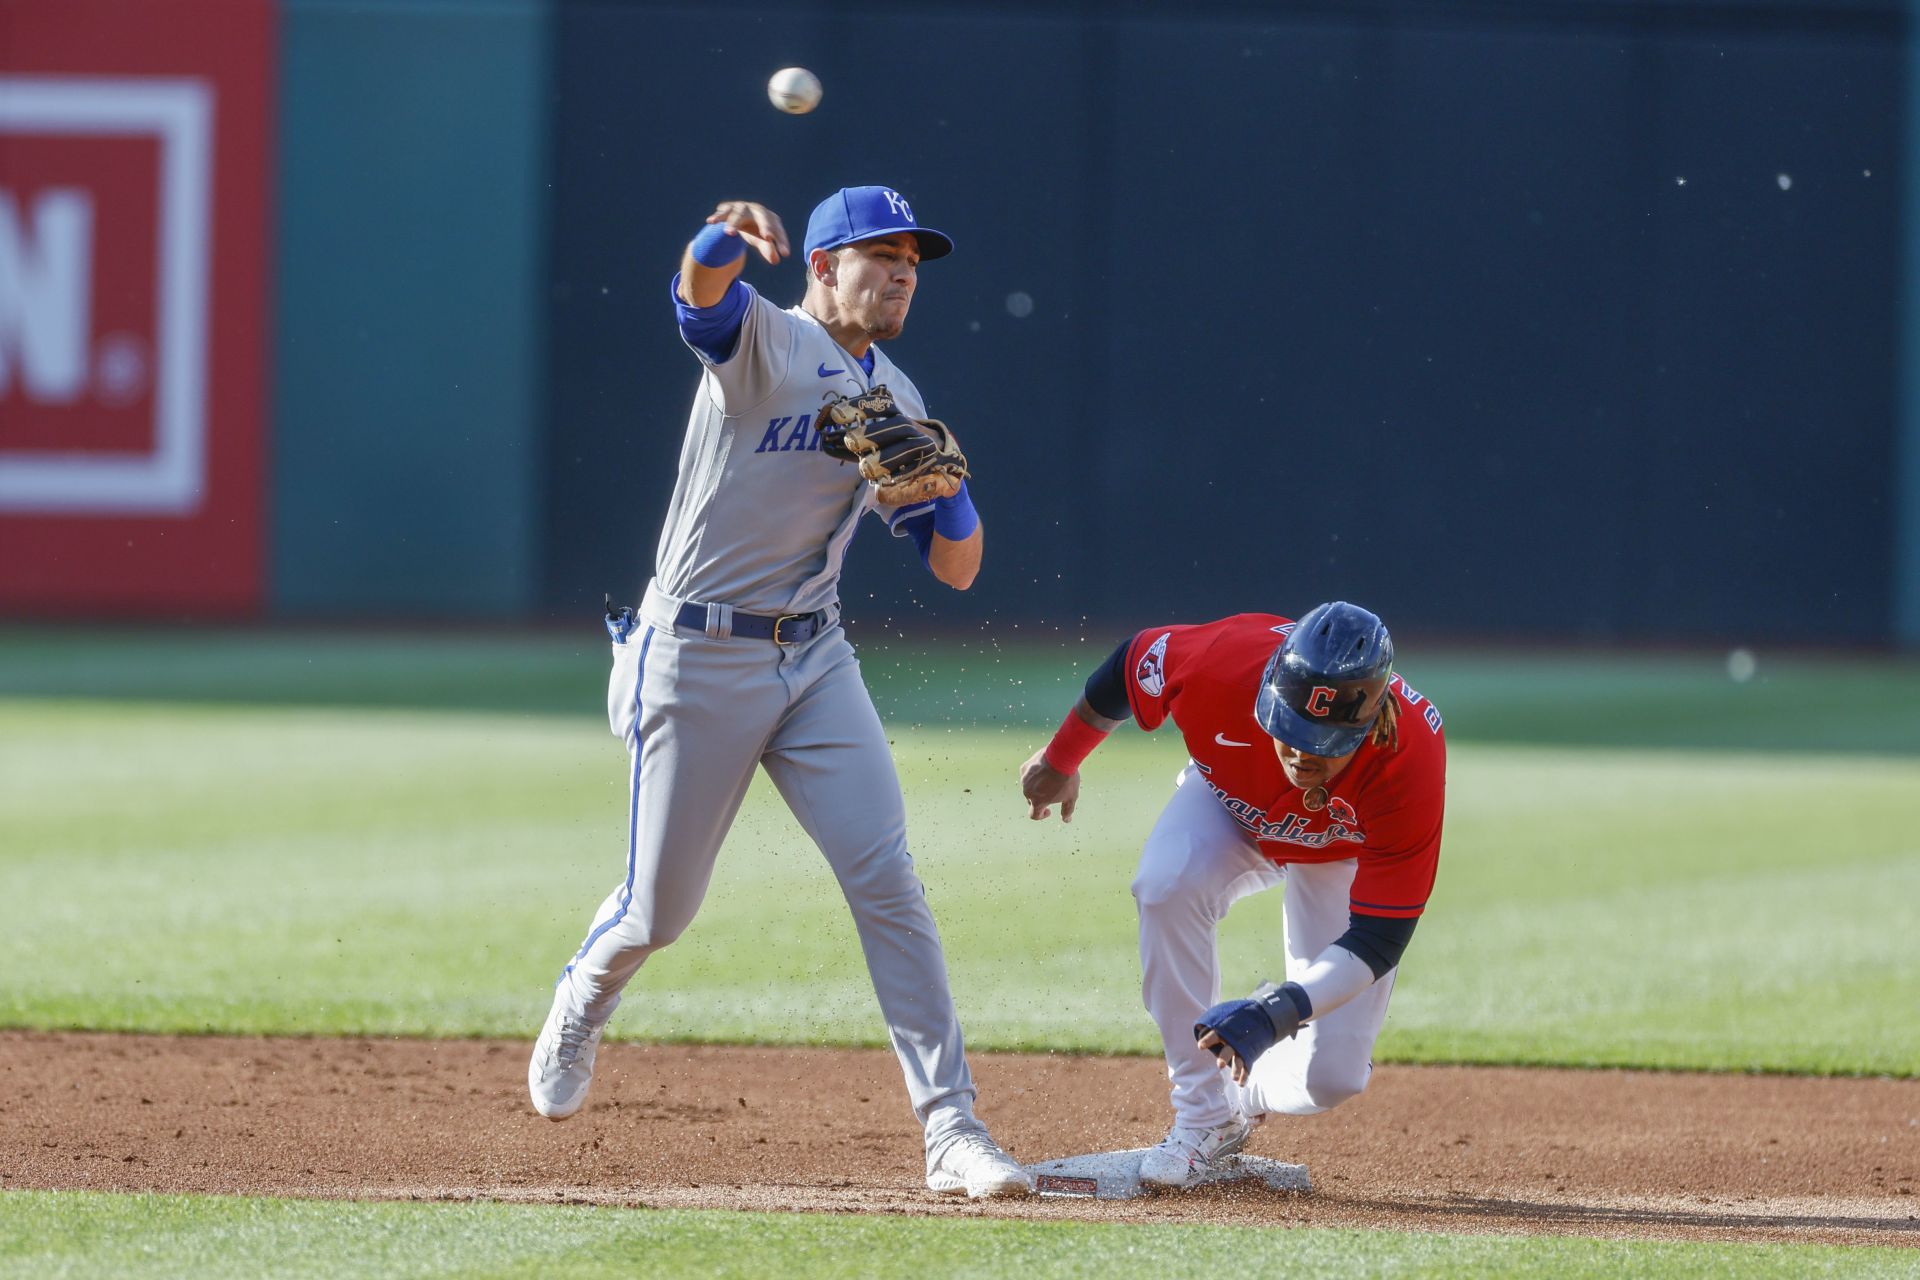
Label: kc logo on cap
xmin=804 ymin=185 xmax=953 ymax=260
xmin=880 ymin=189 xmax=914 ymax=222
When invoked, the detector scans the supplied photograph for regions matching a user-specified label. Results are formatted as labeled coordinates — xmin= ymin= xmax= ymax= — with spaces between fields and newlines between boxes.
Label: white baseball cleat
xmin=1137 ymin=1115 xmax=1260 ymax=1189
xmin=527 ymin=990 xmax=607 ymax=1120
xmin=925 ymin=1128 xmax=1035 ymax=1198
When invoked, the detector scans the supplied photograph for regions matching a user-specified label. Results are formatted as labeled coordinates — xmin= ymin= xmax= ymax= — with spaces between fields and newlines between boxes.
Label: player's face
xmin=1273 ymin=738 xmax=1361 ymax=791
xmin=834 ymin=234 xmax=919 ymax=340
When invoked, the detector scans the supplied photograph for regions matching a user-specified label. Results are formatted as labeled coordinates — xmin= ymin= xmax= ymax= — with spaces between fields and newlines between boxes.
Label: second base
xmin=1024 ymin=1148 xmax=1311 ymax=1200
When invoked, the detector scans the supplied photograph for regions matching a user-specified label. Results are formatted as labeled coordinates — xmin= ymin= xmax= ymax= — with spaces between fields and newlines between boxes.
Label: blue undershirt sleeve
xmin=1336 ymin=913 xmax=1418 ymax=979
xmin=670 ymin=274 xmax=751 ymax=364
xmin=1083 ymin=637 xmax=1137 ymax=722
xmin=899 ymin=511 xmax=936 ymax=565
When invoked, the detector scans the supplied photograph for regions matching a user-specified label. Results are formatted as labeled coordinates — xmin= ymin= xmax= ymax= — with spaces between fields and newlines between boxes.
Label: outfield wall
xmin=271 ymin=0 xmax=549 ymax=617
xmin=2 ymin=0 xmax=1914 ymax=645
xmin=543 ymin=0 xmax=1906 ymax=646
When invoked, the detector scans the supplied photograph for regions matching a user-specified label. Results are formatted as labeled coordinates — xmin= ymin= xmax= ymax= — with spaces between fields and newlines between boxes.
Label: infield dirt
xmin=4 ymin=1031 xmax=1915 ymax=1247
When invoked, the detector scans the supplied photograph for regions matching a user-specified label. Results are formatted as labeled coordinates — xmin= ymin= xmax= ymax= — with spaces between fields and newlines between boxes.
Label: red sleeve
xmin=1122 ymin=625 xmax=1199 ymax=731
xmin=1125 ymin=614 xmax=1293 ymax=733
xmin=1348 ymin=805 xmax=1443 ymax=918
xmin=1348 ymin=701 xmax=1447 ymax=918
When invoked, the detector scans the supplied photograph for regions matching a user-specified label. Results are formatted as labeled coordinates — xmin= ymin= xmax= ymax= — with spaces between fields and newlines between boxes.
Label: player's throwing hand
xmin=704 ymin=200 xmax=790 ymax=264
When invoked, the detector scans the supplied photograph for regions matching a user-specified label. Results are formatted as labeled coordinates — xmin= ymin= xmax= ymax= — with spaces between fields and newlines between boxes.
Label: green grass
xmin=1 ymin=675 xmax=1916 ymax=1073
xmin=4 ymin=1190 xmax=1913 ymax=1280
xmin=5 ymin=632 xmax=1918 ymax=1275
xmin=5 ymin=625 xmax=1920 ymax=752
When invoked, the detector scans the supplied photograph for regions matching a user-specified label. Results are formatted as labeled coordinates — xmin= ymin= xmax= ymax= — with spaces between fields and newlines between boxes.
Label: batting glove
xmin=1195 ymin=981 xmax=1312 ymax=1071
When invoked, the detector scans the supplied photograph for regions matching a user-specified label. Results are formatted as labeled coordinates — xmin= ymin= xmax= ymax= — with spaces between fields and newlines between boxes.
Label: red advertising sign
xmin=0 ymin=0 xmax=273 ymax=614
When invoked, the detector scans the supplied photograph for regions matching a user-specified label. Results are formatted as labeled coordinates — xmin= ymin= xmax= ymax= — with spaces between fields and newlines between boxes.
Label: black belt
xmin=673 ymin=601 xmax=829 ymax=645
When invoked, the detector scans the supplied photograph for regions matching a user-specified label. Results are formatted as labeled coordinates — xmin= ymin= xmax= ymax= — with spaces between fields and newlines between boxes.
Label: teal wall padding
xmin=271 ymin=0 xmax=548 ymax=616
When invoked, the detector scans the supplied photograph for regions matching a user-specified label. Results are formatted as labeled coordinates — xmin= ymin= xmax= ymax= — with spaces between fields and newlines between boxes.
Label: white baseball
xmin=768 ymin=67 xmax=822 ymax=115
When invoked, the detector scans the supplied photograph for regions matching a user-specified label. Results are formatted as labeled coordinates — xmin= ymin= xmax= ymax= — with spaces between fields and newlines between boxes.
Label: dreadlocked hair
xmin=1369 ymin=689 xmax=1401 ymax=751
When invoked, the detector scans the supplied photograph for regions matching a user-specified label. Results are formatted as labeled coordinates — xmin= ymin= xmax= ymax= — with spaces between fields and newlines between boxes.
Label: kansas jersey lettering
xmin=654 ymin=280 xmax=929 ymax=617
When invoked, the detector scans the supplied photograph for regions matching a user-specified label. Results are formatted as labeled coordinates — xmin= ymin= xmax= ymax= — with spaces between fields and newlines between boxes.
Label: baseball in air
xmin=768 ymin=67 xmax=822 ymax=115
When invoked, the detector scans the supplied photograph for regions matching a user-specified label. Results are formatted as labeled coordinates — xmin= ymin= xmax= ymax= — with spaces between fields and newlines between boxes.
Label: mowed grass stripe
xmin=4 ymin=626 xmax=1919 ymax=753
xmin=3 ymin=1190 xmax=1914 ymax=1280
xmin=1 ymin=699 xmax=1915 ymax=1074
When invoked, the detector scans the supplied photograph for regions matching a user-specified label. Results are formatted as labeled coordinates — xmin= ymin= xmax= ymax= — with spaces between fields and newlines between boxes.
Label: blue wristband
xmin=932 ymin=481 xmax=978 ymax=541
xmin=690 ymin=223 xmax=747 ymax=268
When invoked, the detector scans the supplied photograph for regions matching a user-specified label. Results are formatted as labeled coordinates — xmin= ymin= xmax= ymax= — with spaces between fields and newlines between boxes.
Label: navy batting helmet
xmin=1254 ymin=602 xmax=1395 ymax=757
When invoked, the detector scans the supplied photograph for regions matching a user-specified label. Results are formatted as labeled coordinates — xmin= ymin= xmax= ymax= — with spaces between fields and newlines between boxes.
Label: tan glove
xmin=818 ymin=385 xmax=968 ymax=501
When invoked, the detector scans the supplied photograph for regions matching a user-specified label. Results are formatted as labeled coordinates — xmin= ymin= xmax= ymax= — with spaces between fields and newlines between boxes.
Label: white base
xmin=1024 ymin=1148 xmax=1311 ymax=1200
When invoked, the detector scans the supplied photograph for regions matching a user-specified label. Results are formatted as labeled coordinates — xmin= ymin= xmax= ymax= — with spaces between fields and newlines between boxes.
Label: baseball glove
xmin=818 ymin=385 xmax=968 ymax=499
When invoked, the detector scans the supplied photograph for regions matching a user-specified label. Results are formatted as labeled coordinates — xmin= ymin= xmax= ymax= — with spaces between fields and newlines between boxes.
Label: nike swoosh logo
xmin=817 ymin=364 xmax=845 ymax=377
xmin=1215 ymin=733 xmax=1253 ymax=748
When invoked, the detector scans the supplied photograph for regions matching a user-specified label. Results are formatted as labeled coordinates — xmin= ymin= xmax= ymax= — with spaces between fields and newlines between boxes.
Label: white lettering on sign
xmin=0 ymin=75 xmax=211 ymax=515
xmin=0 ymin=188 xmax=94 ymax=403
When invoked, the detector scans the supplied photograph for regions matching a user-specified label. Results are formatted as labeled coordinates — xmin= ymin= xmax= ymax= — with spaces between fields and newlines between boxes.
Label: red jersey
xmin=1124 ymin=613 xmax=1446 ymax=919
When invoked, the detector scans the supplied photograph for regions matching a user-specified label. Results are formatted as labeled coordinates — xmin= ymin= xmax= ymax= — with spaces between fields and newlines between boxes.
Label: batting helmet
xmin=1254 ymin=602 xmax=1395 ymax=757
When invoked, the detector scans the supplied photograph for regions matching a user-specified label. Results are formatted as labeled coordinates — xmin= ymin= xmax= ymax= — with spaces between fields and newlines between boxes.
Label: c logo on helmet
xmin=1304 ymin=686 xmax=1337 ymax=717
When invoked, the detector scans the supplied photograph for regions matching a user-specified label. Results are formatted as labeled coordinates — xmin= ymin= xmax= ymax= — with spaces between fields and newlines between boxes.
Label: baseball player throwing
xmin=1019 ymin=602 xmax=1446 ymax=1188
xmin=530 ymin=186 xmax=1031 ymax=1199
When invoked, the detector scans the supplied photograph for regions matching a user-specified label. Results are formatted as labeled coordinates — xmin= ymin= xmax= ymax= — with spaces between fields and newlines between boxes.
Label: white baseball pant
xmin=1133 ymin=764 xmax=1396 ymax=1129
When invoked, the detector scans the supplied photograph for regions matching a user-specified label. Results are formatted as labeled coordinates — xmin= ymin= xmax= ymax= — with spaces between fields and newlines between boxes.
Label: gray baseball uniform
xmin=552 ymin=281 xmax=981 ymax=1150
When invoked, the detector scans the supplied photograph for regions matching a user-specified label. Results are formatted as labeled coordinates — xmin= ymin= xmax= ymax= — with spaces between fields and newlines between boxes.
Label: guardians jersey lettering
xmin=1124 ymin=614 xmax=1446 ymax=919
xmin=1194 ymin=765 xmax=1367 ymax=847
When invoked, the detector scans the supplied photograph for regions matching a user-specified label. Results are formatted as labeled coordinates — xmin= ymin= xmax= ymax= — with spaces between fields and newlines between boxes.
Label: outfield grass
xmin=4 ymin=1190 xmax=1913 ymax=1280
xmin=5 ymin=631 xmax=1917 ymax=1275
xmin=1 ymin=632 xmax=1916 ymax=1073
xmin=5 ymin=625 xmax=1920 ymax=752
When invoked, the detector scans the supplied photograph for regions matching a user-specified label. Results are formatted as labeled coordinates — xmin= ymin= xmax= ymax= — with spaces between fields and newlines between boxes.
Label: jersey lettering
xmin=1392 ymin=675 xmax=1439 ymax=731
xmin=1199 ymin=775 xmax=1367 ymax=848
xmin=782 ymin=413 xmax=815 ymax=451
xmin=754 ymin=417 xmax=790 ymax=452
xmin=753 ymin=414 xmax=820 ymax=454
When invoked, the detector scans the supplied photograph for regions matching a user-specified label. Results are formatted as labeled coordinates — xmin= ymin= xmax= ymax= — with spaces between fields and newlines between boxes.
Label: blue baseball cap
xmin=803 ymin=185 xmax=954 ymax=261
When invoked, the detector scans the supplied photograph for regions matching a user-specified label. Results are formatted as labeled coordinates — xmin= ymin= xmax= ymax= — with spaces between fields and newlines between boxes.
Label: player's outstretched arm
xmin=1194 ymin=921 xmax=1414 ymax=1082
xmin=1195 ymin=983 xmax=1311 ymax=1086
xmin=677 ymin=200 xmax=790 ymax=307
xmin=1020 ymin=696 xmax=1124 ymax=822
xmin=1020 ymin=637 xmax=1138 ymax=821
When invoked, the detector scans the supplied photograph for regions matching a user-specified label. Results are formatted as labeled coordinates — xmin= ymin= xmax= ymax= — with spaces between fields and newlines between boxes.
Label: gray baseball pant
xmin=556 ymin=592 xmax=981 ymax=1149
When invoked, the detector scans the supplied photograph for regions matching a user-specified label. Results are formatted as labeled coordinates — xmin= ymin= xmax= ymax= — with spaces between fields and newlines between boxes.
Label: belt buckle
xmin=772 ymin=612 xmax=810 ymax=645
